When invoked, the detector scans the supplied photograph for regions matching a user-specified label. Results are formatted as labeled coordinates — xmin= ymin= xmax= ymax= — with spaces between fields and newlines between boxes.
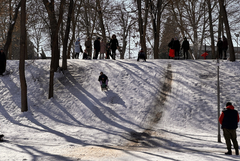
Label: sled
xmin=0 ymin=134 xmax=4 ymax=141
xmin=101 ymin=83 xmax=108 ymax=91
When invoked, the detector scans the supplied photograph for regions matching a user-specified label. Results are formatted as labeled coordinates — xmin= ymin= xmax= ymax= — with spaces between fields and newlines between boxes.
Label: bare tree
xmin=42 ymin=0 xmax=66 ymax=99
xmin=62 ymin=0 xmax=74 ymax=70
xmin=4 ymin=0 xmax=21 ymax=58
xmin=218 ymin=0 xmax=235 ymax=61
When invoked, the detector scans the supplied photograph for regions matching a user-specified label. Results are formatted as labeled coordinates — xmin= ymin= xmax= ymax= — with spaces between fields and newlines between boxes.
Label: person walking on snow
xmin=181 ymin=37 xmax=190 ymax=59
xmin=0 ymin=48 xmax=6 ymax=76
xmin=219 ymin=102 xmax=239 ymax=155
xmin=75 ymin=38 xmax=83 ymax=59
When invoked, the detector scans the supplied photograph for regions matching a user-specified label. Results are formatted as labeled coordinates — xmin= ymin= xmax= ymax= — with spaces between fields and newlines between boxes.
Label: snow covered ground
xmin=0 ymin=59 xmax=240 ymax=161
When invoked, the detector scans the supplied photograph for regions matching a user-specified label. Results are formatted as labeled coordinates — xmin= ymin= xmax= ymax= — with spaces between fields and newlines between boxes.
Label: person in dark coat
xmin=0 ymin=48 xmax=6 ymax=76
xmin=98 ymin=72 xmax=108 ymax=87
xmin=110 ymin=34 xmax=119 ymax=60
xmin=173 ymin=37 xmax=180 ymax=59
xmin=222 ymin=36 xmax=228 ymax=59
xmin=181 ymin=37 xmax=190 ymax=59
xmin=94 ymin=37 xmax=101 ymax=59
xmin=217 ymin=37 xmax=223 ymax=59
xmin=85 ymin=37 xmax=92 ymax=59
xmin=106 ymin=40 xmax=111 ymax=59
xmin=219 ymin=102 xmax=239 ymax=155
xmin=82 ymin=49 xmax=90 ymax=59
xmin=137 ymin=48 xmax=146 ymax=61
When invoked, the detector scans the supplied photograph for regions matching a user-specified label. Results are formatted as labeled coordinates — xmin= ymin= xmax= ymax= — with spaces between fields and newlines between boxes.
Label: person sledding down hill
xmin=98 ymin=72 xmax=108 ymax=91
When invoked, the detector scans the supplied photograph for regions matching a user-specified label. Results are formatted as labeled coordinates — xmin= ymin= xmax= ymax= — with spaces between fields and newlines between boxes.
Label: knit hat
xmin=226 ymin=102 xmax=232 ymax=107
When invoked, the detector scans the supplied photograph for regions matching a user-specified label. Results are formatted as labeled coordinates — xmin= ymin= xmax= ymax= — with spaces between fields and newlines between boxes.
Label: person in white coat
xmin=75 ymin=38 xmax=83 ymax=59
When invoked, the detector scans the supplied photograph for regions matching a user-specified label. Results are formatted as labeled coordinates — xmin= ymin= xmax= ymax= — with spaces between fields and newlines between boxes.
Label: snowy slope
xmin=0 ymin=59 xmax=240 ymax=161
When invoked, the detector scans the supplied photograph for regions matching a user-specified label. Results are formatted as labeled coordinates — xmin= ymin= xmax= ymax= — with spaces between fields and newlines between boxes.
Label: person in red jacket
xmin=219 ymin=102 xmax=239 ymax=155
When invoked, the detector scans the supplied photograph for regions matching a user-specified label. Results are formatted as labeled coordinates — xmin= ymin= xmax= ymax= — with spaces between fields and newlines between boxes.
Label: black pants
xmin=94 ymin=50 xmax=100 ymax=59
xmin=223 ymin=128 xmax=239 ymax=151
xmin=175 ymin=50 xmax=180 ymax=59
xmin=106 ymin=50 xmax=111 ymax=59
xmin=183 ymin=50 xmax=188 ymax=59
xmin=223 ymin=49 xmax=227 ymax=59
xmin=218 ymin=49 xmax=223 ymax=59
xmin=75 ymin=52 xmax=79 ymax=59
xmin=137 ymin=54 xmax=146 ymax=61
xmin=111 ymin=48 xmax=116 ymax=60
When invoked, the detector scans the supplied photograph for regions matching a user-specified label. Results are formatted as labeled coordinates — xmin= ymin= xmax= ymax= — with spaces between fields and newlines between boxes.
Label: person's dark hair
xmin=226 ymin=102 xmax=232 ymax=107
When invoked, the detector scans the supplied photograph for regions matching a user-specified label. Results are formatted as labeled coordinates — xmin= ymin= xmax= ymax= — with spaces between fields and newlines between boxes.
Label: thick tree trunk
xmin=20 ymin=0 xmax=28 ymax=112
xmin=4 ymin=1 xmax=21 ymax=58
xmin=62 ymin=0 xmax=73 ymax=70
xmin=219 ymin=0 xmax=235 ymax=61
xmin=96 ymin=0 xmax=106 ymax=43
xmin=207 ymin=0 xmax=216 ymax=59
xmin=42 ymin=0 xmax=66 ymax=99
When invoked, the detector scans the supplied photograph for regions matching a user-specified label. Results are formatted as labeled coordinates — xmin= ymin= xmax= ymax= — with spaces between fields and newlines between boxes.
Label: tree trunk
xmin=96 ymin=0 xmax=106 ymax=43
xmin=62 ymin=0 xmax=74 ymax=70
xmin=207 ymin=0 xmax=216 ymax=59
xmin=42 ymin=0 xmax=66 ymax=99
xmin=4 ymin=1 xmax=21 ymax=58
xmin=20 ymin=0 xmax=28 ymax=112
xmin=218 ymin=0 xmax=235 ymax=61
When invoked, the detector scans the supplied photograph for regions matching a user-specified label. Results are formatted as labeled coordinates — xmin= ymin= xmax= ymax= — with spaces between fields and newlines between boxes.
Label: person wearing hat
xmin=0 ymin=48 xmax=6 ymax=76
xmin=94 ymin=37 xmax=101 ymax=59
xmin=219 ymin=102 xmax=239 ymax=155
xmin=98 ymin=72 xmax=108 ymax=89
xmin=181 ymin=37 xmax=190 ymax=59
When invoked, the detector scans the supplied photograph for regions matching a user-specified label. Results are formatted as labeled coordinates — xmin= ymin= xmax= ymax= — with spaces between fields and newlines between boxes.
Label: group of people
xmin=217 ymin=36 xmax=228 ymax=59
xmin=168 ymin=37 xmax=190 ymax=59
xmin=168 ymin=36 xmax=229 ymax=60
xmin=75 ymin=34 xmax=119 ymax=60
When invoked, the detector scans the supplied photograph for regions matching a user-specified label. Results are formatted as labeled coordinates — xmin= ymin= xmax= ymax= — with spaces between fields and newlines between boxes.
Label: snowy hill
xmin=0 ymin=59 xmax=240 ymax=161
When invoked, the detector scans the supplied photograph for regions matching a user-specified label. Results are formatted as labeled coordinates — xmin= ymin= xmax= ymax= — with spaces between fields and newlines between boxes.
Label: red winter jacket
xmin=219 ymin=105 xmax=239 ymax=129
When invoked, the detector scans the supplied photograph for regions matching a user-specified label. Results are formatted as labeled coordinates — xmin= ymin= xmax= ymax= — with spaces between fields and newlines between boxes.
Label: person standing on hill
xmin=106 ymin=40 xmax=111 ymax=59
xmin=181 ymin=37 xmax=190 ymax=59
xmin=94 ymin=37 xmax=101 ymax=59
xmin=222 ymin=36 xmax=228 ymax=60
xmin=0 ymin=48 xmax=6 ymax=76
xmin=110 ymin=34 xmax=119 ymax=60
xmin=137 ymin=48 xmax=146 ymax=61
xmin=100 ymin=39 xmax=106 ymax=59
xmin=75 ymin=38 xmax=83 ymax=59
xmin=173 ymin=37 xmax=180 ymax=59
xmin=219 ymin=102 xmax=239 ymax=155
xmin=85 ymin=37 xmax=92 ymax=59
xmin=217 ymin=37 xmax=223 ymax=59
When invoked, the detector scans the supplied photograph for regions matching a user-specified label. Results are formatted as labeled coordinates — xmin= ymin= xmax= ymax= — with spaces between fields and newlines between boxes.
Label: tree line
xmin=0 ymin=0 xmax=238 ymax=111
